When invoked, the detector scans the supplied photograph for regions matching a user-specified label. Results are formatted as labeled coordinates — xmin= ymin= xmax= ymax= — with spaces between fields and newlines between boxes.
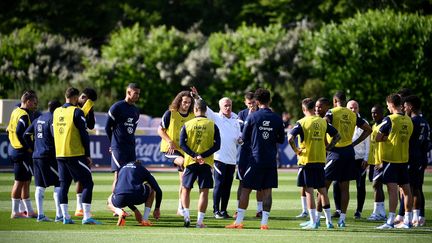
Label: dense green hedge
xmin=302 ymin=9 xmax=432 ymax=119
xmin=1 ymin=10 xmax=432 ymax=122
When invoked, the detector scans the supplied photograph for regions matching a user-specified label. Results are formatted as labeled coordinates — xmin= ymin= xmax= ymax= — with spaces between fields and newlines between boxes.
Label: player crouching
xmin=107 ymin=160 xmax=162 ymax=226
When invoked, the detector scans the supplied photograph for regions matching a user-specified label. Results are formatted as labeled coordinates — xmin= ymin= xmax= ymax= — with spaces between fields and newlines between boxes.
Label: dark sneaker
xmin=332 ymin=210 xmax=341 ymax=218
xmin=256 ymin=211 xmax=262 ymax=218
xmin=220 ymin=211 xmax=232 ymax=219
xmin=354 ymin=211 xmax=361 ymax=219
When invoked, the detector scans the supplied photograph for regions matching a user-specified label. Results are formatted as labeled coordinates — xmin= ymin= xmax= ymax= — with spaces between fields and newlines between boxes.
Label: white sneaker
xmin=367 ymin=213 xmax=386 ymax=221
xmin=395 ymin=222 xmax=411 ymax=229
xmin=177 ymin=209 xmax=184 ymax=217
xmin=295 ymin=211 xmax=308 ymax=218
xmin=376 ymin=223 xmax=394 ymax=229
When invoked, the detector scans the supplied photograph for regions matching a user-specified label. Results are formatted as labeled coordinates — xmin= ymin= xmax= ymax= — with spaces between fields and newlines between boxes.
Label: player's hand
xmin=108 ymin=147 xmax=112 ymax=153
xmin=196 ymin=155 xmax=205 ymax=164
xmin=167 ymin=141 xmax=177 ymax=154
xmin=361 ymin=160 xmax=368 ymax=169
xmin=296 ymin=148 xmax=303 ymax=155
xmin=153 ymin=208 xmax=160 ymax=220
xmin=237 ymin=137 xmax=244 ymax=145
xmin=86 ymin=157 xmax=93 ymax=167
xmin=375 ymin=163 xmax=383 ymax=170
xmin=190 ymin=86 xmax=199 ymax=99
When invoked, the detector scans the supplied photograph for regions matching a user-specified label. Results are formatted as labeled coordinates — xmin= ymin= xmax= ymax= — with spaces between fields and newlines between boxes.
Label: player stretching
xmin=108 ymin=160 xmax=162 ymax=226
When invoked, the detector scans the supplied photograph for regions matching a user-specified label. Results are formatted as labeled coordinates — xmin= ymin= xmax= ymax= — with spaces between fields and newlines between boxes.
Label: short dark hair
xmin=317 ymin=97 xmax=330 ymax=106
xmin=254 ymin=88 xmax=271 ymax=104
xmin=82 ymin=88 xmax=98 ymax=101
xmin=127 ymin=83 xmax=140 ymax=90
xmin=21 ymin=90 xmax=37 ymax=103
xmin=244 ymin=91 xmax=254 ymax=100
xmin=302 ymin=98 xmax=315 ymax=110
xmin=48 ymin=100 xmax=61 ymax=113
xmin=194 ymin=99 xmax=207 ymax=112
xmin=404 ymin=95 xmax=421 ymax=111
xmin=371 ymin=104 xmax=384 ymax=114
xmin=397 ymin=88 xmax=413 ymax=98
xmin=65 ymin=87 xmax=80 ymax=98
xmin=333 ymin=91 xmax=346 ymax=103
xmin=386 ymin=93 xmax=401 ymax=107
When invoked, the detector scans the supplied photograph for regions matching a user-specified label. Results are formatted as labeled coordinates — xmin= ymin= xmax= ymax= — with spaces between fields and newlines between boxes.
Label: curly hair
xmin=169 ymin=91 xmax=194 ymax=113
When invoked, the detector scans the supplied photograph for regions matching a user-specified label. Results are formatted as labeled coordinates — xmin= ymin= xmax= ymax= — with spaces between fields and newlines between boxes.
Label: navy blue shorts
xmin=382 ymin=162 xmax=409 ymax=185
xmin=57 ymin=156 xmax=93 ymax=184
xmin=111 ymin=148 xmax=136 ymax=172
xmin=33 ymin=157 xmax=60 ymax=187
xmin=163 ymin=150 xmax=184 ymax=172
xmin=112 ymin=185 xmax=150 ymax=208
xmin=242 ymin=164 xmax=278 ymax=190
xmin=408 ymin=162 xmax=425 ymax=188
xmin=182 ymin=163 xmax=213 ymax=189
xmin=371 ymin=165 xmax=384 ymax=182
xmin=325 ymin=145 xmax=356 ymax=182
xmin=10 ymin=153 xmax=33 ymax=181
xmin=368 ymin=164 xmax=375 ymax=182
xmin=297 ymin=163 xmax=326 ymax=189
xmin=236 ymin=146 xmax=251 ymax=180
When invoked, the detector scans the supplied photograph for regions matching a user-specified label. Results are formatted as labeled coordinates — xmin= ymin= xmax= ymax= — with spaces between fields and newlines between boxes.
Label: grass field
xmin=0 ymin=170 xmax=431 ymax=243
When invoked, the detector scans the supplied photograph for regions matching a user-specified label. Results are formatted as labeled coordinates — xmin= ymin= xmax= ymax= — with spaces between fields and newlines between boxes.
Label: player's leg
xmin=68 ymin=157 xmax=99 ymax=224
xmin=260 ymin=188 xmax=272 ymax=229
xmin=57 ymin=158 xmax=74 ymax=224
xmin=332 ymin=181 xmax=341 ymax=217
xmin=173 ymin=156 xmax=185 ymax=216
xmin=318 ymin=187 xmax=333 ymax=228
xmin=33 ymin=159 xmax=50 ymax=221
xmin=220 ymin=164 xmax=235 ymax=218
xmin=296 ymin=187 xmax=308 ymax=218
xmin=213 ymin=160 xmax=223 ymax=218
xmin=75 ymin=182 xmax=84 ymax=216
xmin=195 ymin=164 xmax=213 ymax=228
xmin=256 ymin=190 xmax=263 ymax=217
xmin=181 ymin=164 xmax=196 ymax=227
xmin=337 ymin=180 xmax=349 ymax=226
xmin=355 ymin=160 xmax=367 ymax=219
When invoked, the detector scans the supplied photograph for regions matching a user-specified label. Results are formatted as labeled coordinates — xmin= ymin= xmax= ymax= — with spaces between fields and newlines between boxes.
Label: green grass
xmin=0 ymin=171 xmax=431 ymax=243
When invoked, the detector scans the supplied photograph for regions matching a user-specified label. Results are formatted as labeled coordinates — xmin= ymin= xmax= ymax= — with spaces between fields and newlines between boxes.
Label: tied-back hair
xmin=169 ymin=91 xmax=194 ymax=114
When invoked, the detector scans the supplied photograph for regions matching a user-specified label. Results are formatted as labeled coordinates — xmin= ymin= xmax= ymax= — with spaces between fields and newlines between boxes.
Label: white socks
xmin=12 ymin=198 xmax=20 ymax=214
xmin=308 ymin=209 xmax=316 ymax=224
xmin=60 ymin=204 xmax=70 ymax=219
xmin=339 ymin=213 xmax=346 ymax=223
xmin=35 ymin=186 xmax=46 ymax=216
xmin=19 ymin=200 xmax=26 ymax=213
xmin=23 ymin=198 xmax=34 ymax=214
xmin=183 ymin=208 xmax=190 ymax=220
xmin=257 ymin=201 xmax=263 ymax=213
xmin=324 ymin=208 xmax=332 ymax=225
xmin=404 ymin=212 xmax=412 ymax=225
xmin=76 ymin=193 xmax=83 ymax=211
xmin=235 ymin=208 xmax=245 ymax=225
xmin=178 ymin=199 xmax=182 ymax=212
xmin=53 ymin=187 xmax=62 ymax=218
xmin=82 ymin=203 xmax=92 ymax=220
xmin=261 ymin=211 xmax=270 ymax=225
xmin=143 ymin=207 xmax=151 ymax=220
xmin=387 ymin=212 xmax=396 ymax=225
xmin=413 ymin=209 xmax=420 ymax=222
xmin=301 ymin=196 xmax=307 ymax=213
xmin=197 ymin=212 xmax=205 ymax=225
